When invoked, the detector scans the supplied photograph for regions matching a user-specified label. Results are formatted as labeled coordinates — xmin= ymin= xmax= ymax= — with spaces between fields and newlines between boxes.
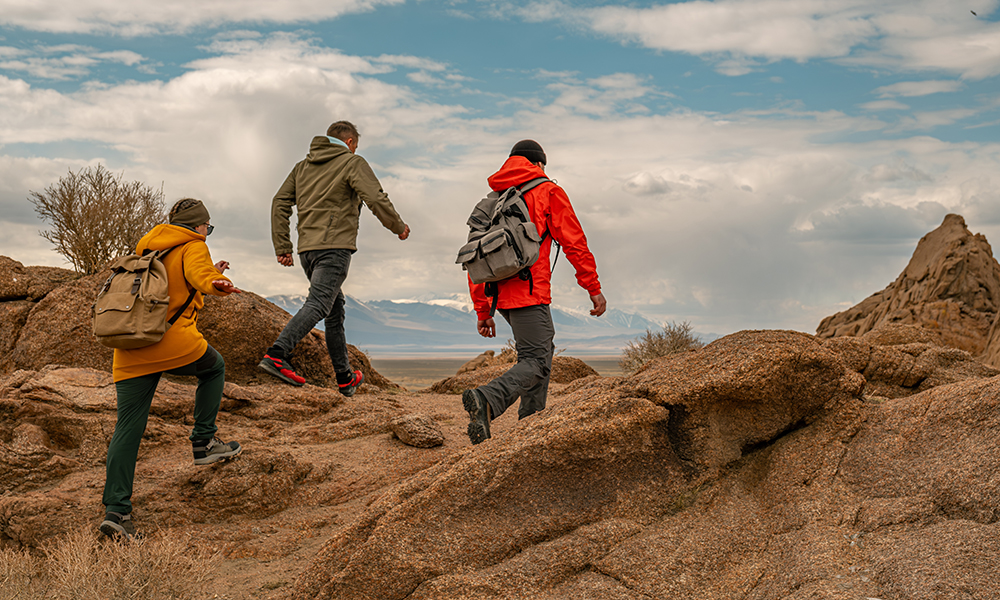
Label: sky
xmin=1 ymin=0 xmax=998 ymax=338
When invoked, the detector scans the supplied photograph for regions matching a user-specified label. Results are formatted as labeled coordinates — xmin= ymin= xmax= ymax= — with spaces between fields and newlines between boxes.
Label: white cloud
xmin=623 ymin=172 xmax=671 ymax=196
xmin=0 ymin=0 xmax=405 ymax=35
xmin=874 ymin=80 xmax=963 ymax=97
xmin=0 ymin=45 xmax=146 ymax=79
xmin=2 ymin=32 xmax=1000 ymax=337
xmin=516 ymin=0 xmax=1000 ymax=79
xmin=860 ymin=100 xmax=910 ymax=111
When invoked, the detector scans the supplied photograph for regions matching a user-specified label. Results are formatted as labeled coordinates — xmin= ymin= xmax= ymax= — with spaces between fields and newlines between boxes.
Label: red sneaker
xmin=338 ymin=370 xmax=364 ymax=397
xmin=258 ymin=354 xmax=306 ymax=386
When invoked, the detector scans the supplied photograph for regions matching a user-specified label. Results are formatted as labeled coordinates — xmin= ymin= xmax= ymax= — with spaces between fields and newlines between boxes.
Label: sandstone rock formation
xmin=2 ymin=328 xmax=998 ymax=599
xmin=455 ymin=350 xmax=494 ymax=375
xmin=816 ymin=214 xmax=1000 ymax=356
xmin=390 ymin=414 xmax=445 ymax=448
xmin=823 ymin=322 xmax=998 ymax=398
xmin=0 ymin=256 xmax=393 ymax=389
xmin=424 ymin=355 xmax=599 ymax=394
xmin=290 ymin=329 xmax=1000 ymax=600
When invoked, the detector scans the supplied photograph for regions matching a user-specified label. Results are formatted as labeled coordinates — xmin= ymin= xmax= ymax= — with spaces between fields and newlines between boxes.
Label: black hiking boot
xmin=462 ymin=388 xmax=491 ymax=445
xmin=99 ymin=512 xmax=140 ymax=541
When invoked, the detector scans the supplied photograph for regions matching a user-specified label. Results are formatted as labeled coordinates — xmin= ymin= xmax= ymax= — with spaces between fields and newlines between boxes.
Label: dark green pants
xmin=102 ymin=346 xmax=225 ymax=515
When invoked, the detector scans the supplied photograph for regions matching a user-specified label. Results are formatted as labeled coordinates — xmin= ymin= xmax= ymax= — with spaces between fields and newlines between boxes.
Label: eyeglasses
xmin=205 ymin=224 xmax=214 ymax=236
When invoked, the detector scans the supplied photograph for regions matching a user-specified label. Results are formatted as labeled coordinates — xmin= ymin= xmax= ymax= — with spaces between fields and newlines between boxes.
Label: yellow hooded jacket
xmin=112 ymin=224 xmax=232 ymax=382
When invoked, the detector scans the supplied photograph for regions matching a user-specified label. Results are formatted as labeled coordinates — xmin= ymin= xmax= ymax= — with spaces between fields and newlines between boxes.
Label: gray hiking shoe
xmin=192 ymin=437 xmax=242 ymax=465
xmin=462 ymin=388 xmax=491 ymax=445
xmin=100 ymin=512 xmax=139 ymax=541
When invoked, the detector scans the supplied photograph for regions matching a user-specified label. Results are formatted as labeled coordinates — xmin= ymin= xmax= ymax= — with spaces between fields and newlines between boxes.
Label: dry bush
xmin=29 ymin=164 xmax=166 ymax=274
xmin=619 ymin=321 xmax=704 ymax=374
xmin=488 ymin=339 xmax=518 ymax=365
xmin=0 ymin=528 xmax=217 ymax=600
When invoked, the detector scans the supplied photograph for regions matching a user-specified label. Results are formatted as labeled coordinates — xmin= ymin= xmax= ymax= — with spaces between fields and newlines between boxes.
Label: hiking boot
xmin=193 ymin=437 xmax=242 ymax=465
xmin=338 ymin=370 xmax=364 ymax=397
xmin=258 ymin=354 xmax=306 ymax=386
xmin=99 ymin=512 xmax=139 ymax=541
xmin=462 ymin=388 xmax=491 ymax=445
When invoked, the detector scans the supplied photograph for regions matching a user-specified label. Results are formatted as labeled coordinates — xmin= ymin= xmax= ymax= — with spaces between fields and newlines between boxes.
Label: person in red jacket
xmin=463 ymin=140 xmax=606 ymax=444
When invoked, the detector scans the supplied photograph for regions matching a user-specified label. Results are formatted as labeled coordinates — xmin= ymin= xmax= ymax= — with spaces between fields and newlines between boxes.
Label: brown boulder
xmin=0 ymin=256 xmax=29 ymax=300
xmin=424 ymin=355 xmax=599 ymax=394
xmin=1 ymin=262 xmax=394 ymax=389
xmin=456 ymin=350 xmax=494 ymax=375
xmin=822 ymin=324 xmax=999 ymax=398
xmin=816 ymin=214 xmax=1000 ymax=355
xmin=290 ymin=329 xmax=1000 ymax=600
xmin=289 ymin=330 xmax=866 ymax=599
xmin=390 ymin=413 xmax=444 ymax=448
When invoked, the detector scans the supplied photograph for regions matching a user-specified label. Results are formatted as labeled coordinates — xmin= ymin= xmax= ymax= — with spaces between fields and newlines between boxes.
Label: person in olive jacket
xmin=260 ymin=120 xmax=410 ymax=393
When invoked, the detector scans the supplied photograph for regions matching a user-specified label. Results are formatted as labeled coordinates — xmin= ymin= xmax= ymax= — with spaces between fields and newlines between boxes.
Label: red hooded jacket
xmin=469 ymin=156 xmax=601 ymax=320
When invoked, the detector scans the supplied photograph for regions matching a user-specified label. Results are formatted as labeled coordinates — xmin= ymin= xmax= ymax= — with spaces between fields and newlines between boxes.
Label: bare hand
xmin=590 ymin=293 xmax=607 ymax=317
xmin=477 ymin=318 xmax=496 ymax=338
xmin=398 ymin=225 xmax=410 ymax=241
xmin=213 ymin=280 xmax=242 ymax=294
xmin=214 ymin=260 xmax=229 ymax=273
xmin=277 ymin=253 xmax=294 ymax=267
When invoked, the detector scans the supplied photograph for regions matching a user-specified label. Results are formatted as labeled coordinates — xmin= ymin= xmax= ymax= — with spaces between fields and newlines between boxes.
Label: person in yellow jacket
xmin=100 ymin=198 xmax=242 ymax=540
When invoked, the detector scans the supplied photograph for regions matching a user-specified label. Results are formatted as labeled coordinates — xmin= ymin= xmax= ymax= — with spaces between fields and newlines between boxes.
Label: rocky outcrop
xmin=816 ymin=214 xmax=1000 ymax=356
xmin=0 ymin=364 xmax=412 ymax=548
xmin=455 ymin=350 xmax=494 ymax=375
xmin=289 ymin=329 xmax=1000 ymax=600
xmin=823 ymin=323 xmax=999 ymax=398
xmin=390 ymin=414 xmax=444 ymax=448
xmin=424 ymin=355 xmax=599 ymax=394
xmin=0 ymin=256 xmax=395 ymax=389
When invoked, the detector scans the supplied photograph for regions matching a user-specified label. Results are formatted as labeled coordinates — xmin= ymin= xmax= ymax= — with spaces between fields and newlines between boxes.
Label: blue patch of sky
xmin=2 ymin=0 xmax=995 ymax=144
xmin=1 ymin=140 xmax=133 ymax=164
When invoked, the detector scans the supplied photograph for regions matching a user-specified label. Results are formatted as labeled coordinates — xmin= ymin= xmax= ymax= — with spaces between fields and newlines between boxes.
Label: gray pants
xmin=272 ymin=248 xmax=352 ymax=375
xmin=478 ymin=304 xmax=555 ymax=420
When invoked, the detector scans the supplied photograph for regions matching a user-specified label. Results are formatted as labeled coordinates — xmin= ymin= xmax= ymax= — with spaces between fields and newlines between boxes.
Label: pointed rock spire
xmin=816 ymin=214 xmax=1000 ymax=356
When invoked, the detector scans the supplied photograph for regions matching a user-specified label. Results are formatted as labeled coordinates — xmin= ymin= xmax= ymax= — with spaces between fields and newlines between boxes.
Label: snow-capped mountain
xmin=266 ymin=294 xmax=715 ymax=356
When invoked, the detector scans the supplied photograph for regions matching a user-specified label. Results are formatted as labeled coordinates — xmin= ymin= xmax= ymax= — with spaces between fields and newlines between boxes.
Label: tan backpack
xmin=92 ymin=244 xmax=196 ymax=349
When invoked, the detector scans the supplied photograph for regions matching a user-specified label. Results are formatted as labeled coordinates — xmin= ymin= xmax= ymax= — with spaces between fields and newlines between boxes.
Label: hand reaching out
xmin=213 ymin=280 xmax=242 ymax=294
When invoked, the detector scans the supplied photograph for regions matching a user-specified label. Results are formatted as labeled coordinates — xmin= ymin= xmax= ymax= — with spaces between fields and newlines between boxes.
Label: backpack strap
xmin=146 ymin=242 xmax=199 ymax=326
xmin=517 ymin=177 xmax=550 ymax=194
xmin=168 ymin=287 xmax=198 ymax=326
xmin=484 ymin=282 xmax=500 ymax=317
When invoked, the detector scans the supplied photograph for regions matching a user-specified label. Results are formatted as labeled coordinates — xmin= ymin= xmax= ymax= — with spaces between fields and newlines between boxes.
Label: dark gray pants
xmin=273 ymin=248 xmax=352 ymax=375
xmin=478 ymin=304 xmax=555 ymax=420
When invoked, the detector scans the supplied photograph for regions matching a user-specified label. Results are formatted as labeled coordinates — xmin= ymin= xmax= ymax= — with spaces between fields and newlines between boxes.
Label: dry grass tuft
xmin=619 ymin=321 xmax=704 ymax=374
xmin=0 ymin=528 xmax=218 ymax=600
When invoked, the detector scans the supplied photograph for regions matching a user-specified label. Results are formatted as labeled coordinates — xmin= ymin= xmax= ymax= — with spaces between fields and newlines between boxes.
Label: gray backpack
xmin=457 ymin=178 xmax=552 ymax=314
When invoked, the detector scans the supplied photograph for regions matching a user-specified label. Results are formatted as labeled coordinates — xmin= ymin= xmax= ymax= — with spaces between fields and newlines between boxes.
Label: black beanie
xmin=509 ymin=139 xmax=546 ymax=165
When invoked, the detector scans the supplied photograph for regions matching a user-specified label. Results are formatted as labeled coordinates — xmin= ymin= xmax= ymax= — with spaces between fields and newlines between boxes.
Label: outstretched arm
xmin=271 ymin=168 xmax=297 ymax=256
xmin=348 ymin=157 xmax=407 ymax=237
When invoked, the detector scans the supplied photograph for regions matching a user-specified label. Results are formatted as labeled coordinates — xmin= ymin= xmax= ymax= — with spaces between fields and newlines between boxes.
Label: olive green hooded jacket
xmin=271 ymin=136 xmax=406 ymax=255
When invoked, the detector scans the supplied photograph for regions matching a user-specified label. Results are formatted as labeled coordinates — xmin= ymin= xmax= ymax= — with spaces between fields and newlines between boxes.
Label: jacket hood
xmin=137 ymin=223 xmax=205 ymax=253
xmin=306 ymin=135 xmax=351 ymax=164
xmin=487 ymin=156 xmax=547 ymax=192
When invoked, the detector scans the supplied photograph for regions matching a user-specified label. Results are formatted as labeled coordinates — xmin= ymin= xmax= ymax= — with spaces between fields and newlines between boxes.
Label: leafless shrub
xmin=29 ymin=164 xmax=165 ymax=274
xmin=0 ymin=528 xmax=216 ymax=600
xmin=619 ymin=321 xmax=704 ymax=374
xmin=489 ymin=339 xmax=518 ymax=365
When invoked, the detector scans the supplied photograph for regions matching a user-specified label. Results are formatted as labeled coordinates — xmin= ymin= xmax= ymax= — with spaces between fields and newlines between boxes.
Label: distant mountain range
xmin=266 ymin=294 xmax=718 ymax=357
